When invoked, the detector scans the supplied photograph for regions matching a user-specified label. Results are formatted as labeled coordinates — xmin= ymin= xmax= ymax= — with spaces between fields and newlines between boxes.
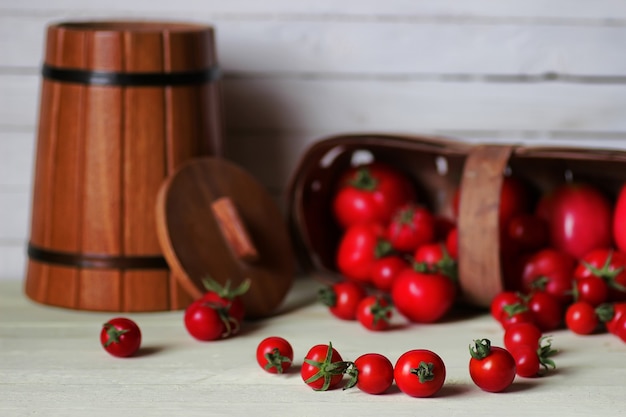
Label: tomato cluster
xmin=490 ymin=178 xmax=626 ymax=344
xmin=327 ymin=162 xmax=459 ymax=328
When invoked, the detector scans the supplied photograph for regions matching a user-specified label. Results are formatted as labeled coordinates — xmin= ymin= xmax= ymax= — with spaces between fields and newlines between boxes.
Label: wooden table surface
xmin=1 ymin=277 xmax=624 ymax=417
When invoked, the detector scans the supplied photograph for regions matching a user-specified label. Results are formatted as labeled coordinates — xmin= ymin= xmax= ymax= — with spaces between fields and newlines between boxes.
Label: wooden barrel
xmin=24 ymin=21 xmax=223 ymax=312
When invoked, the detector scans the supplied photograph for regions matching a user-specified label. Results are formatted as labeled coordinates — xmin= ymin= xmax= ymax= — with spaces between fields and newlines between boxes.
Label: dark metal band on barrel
xmin=27 ymin=243 xmax=169 ymax=270
xmin=42 ymin=64 xmax=221 ymax=86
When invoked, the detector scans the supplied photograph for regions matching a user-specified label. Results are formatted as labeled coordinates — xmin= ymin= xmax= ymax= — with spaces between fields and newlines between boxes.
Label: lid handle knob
xmin=211 ymin=197 xmax=259 ymax=262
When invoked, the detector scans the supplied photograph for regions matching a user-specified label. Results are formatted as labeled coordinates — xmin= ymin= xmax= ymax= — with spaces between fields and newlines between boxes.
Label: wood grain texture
xmin=24 ymin=22 xmax=223 ymax=311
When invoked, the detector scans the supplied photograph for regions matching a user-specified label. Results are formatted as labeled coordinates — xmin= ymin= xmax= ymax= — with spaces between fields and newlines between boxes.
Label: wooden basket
xmin=25 ymin=20 xmax=223 ymax=312
xmin=287 ymin=133 xmax=470 ymax=280
xmin=458 ymin=144 xmax=626 ymax=307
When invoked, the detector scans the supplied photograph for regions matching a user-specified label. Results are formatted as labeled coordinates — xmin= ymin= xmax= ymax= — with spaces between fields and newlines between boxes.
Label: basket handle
xmin=457 ymin=144 xmax=515 ymax=307
xmin=211 ymin=197 xmax=259 ymax=262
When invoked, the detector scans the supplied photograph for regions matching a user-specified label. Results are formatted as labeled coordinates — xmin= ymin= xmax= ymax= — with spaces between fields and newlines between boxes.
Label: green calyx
xmin=202 ymin=276 xmax=251 ymax=300
xmin=582 ymin=251 xmax=626 ymax=292
xmin=202 ymin=301 xmax=240 ymax=338
xmin=469 ymin=338 xmax=493 ymax=360
xmin=264 ymin=347 xmax=292 ymax=374
xmin=502 ymin=301 xmax=529 ymax=319
xmin=348 ymin=167 xmax=378 ymax=191
xmin=596 ymin=303 xmax=615 ymax=323
xmin=530 ymin=276 xmax=550 ymax=292
xmin=369 ymin=297 xmax=392 ymax=326
xmin=411 ymin=244 xmax=458 ymax=282
xmin=374 ymin=238 xmax=394 ymax=259
xmin=317 ymin=286 xmax=338 ymax=308
xmin=410 ymin=361 xmax=436 ymax=384
xmin=102 ymin=323 xmax=128 ymax=347
xmin=304 ymin=342 xmax=353 ymax=391
xmin=536 ymin=336 xmax=558 ymax=375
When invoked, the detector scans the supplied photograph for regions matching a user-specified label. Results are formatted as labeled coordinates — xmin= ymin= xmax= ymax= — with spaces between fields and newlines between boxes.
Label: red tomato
xmin=345 ymin=353 xmax=394 ymax=395
xmin=413 ymin=242 xmax=458 ymax=281
xmin=499 ymin=303 xmax=535 ymax=330
xmin=548 ymin=183 xmax=612 ymax=259
xmin=574 ymin=249 xmax=626 ymax=302
xmin=336 ymin=223 xmax=389 ymax=283
xmin=394 ymin=349 xmax=446 ymax=398
xmin=332 ymin=162 xmax=415 ymax=229
xmin=490 ymin=291 xmax=524 ymax=322
xmin=370 ymin=255 xmax=409 ymax=292
xmin=100 ymin=317 xmax=142 ymax=358
xmin=386 ymin=204 xmax=435 ymax=252
xmin=469 ymin=339 xmax=516 ymax=393
xmin=356 ymin=295 xmax=392 ymax=331
xmin=256 ymin=336 xmax=294 ymax=374
xmin=612 ymin=315 xmax=626 ymax=343
xmin=499 ymin=176 xmax=532 ymax=228
xmin=602 ymin=302 xmax=626 ymax=334
xmin=511 ymin=338 xmax=557 ymax=378
xmin=574 ymin=276 xmax=609 ymax=307
xmin=503 ymin=322 xmax=542 ymax=353
xmin=301 ymin=342 xmax=350 ymax=391
xmin=526 ymin=292 xmax=563 ymax=332
xmin=613 ymin=184 xmax=626 ymax=253
xmin=184 ymin=299 xmax=236 ymax=341
xmin=201 ymin=277 xmax=250 ymax=324
xmin=318 ymin=281 xmax=367 ymax=321
xmin=391 ymin=269 xmax=456 ymax=323
xmin=565 ymin=301 xmax=599 ymax=335
xmin=445 ymin=227 xmax=458 ymax=260
xmin=507 ymin=213 xmax=549 ymax=254
xmin=520 ymin=248 xmax=576 ymax=306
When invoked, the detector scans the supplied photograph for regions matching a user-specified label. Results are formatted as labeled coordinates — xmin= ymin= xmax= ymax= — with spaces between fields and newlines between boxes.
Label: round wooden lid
xmin=155 ymin=157 xmax=295 ymax=319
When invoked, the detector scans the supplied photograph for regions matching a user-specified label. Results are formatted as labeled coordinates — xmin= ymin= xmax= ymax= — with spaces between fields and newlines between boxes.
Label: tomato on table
xmin=301 ymin=342 xmax=351 ymax=391
xmin=503 ymin=322 xmax=543 ymax=353
xmin=356 ymin=295 xmax=393 ymax=331
xmin=394 ymin=349 xmax=446 ymax=397
xmin=345 ymin=353 xmax=394 ymax=395
xmin=256 ymin=336 xmax=294 ymax=374
xmin=318 ymin=281 xmax=367 ymax=321
xmin=574 ymin=249 xmax=626 ymax=302
xmin=332 ymin=162 xmax=416 ymax=229
xmin=184 ymin=299 xmax=237 ymax=341
xmin=413 ymin=243 xmax=458 ymax=281
xmin=201 ymin=277 xmax=250 ymax=324
xmin=469 ymin=338 xmax=516 ymax=392
xmin=511 ymin=337 xmax=557 ymax=378
xmin=565 ymin=301 xmax=600 ymax=335
xmin=370 ymin=255 xmax=408 ymax=292
xmin=391 ymin=268 xmax=456 ymax=323
xmin=100 ymin=317 xmax=142 ymax=358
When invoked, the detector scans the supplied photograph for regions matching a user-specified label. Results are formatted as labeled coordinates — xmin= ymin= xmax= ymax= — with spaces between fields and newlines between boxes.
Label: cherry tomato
xmin=520 ymin=248 xmax=576 ymax=306
xmin=100 ymin=317 xmax=142 ymax=358
xmin=507 ymin=213 xmax=549 ymax=254
xmin=184 ymin=299 xmax=236 ymax=341
xmin=201 ymin=277 xmax=250 ymax=324
xmin=565 ymin=301 xmax=599 ymax=335
xmin=256 ymin=336 xmax=294 ymax=374
xmin=503 ymin=322 xmax=542 ymax=353
xmin=574 ymin=249 xmax=626 ymax=302
xmin=526 ymin=292 xmax=563 ymax=332
xmin=490 ymin=291 xmax=524 ymax=322
xmin=601 ymin=302 xmax=626 ymax=334
xmin=370 ymin=255 xmax=409 ymax=292
xmin=332 ymin=162 xmax=416 ymax=229
xmin=336 ymin=223 xmax=390 ymax=283
xmin=318 ymin=281 xmax=367 ymax=321
xmin=469 ymin=339 xmax=516 ymax=393
xmin=499 ymin=177 xmax=532 ymax=228
xmin=413 ymin=243 xmax=458 ymax=281
xmin=391 ymin=268 xmax=456 ymax=323
xmin=356 ymin=295 xmax=392 ymax=331
xmin=394 ymin=349 xmax=446 ymax=398
xmin=445 ymin=227 xmax=458 ymax=260
xmin=547 ymin=183 xmax=612 ymax=259
xmin=612 ymin=315 xmax=626 ymax=343
xmin=301 ymin=342 xmax=350 ymax=391
xmin=511 ymin=337 xmax=557 ymax=378
xmin=345 ymin=353 xmax=394 ymax=395
xmin=574 ymin=276 xmax=609 ymax=307
xmin=612 ymin=184 xmax=626 ymax=253
xmin=498 ymin=301 xmax=534 ymax=330
xmin=386 ymin=204 xmax=435 ymax=252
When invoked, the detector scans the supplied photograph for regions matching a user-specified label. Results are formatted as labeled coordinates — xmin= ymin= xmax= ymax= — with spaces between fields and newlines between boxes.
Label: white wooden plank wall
xmin=1 ymin=1 xmax=626 ymax=279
